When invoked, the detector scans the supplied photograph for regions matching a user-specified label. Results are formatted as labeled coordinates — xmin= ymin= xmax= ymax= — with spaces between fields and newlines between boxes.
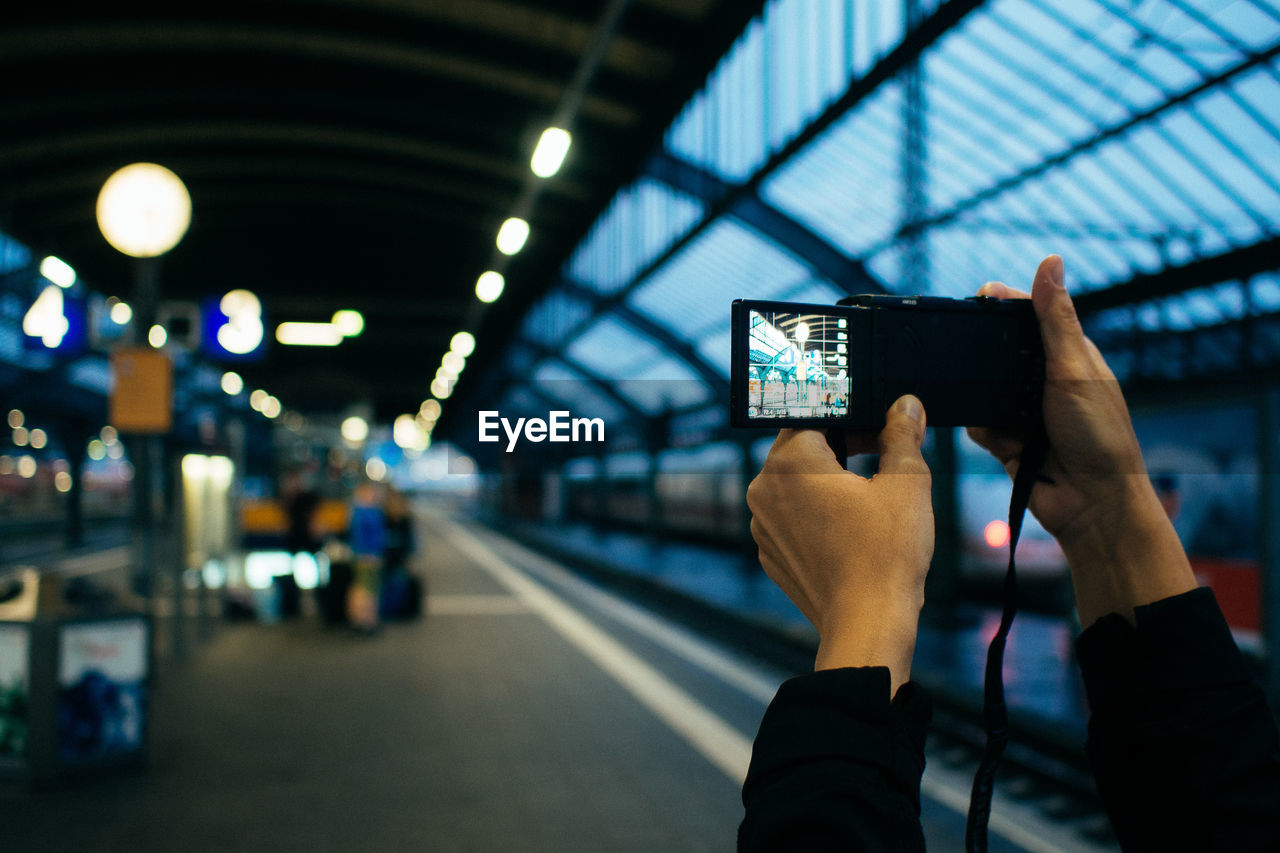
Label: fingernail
xmin=894 ymin=394 xmax=923 ymax=424
xmin=1048 ymin=255 xmax=1065 ymax=289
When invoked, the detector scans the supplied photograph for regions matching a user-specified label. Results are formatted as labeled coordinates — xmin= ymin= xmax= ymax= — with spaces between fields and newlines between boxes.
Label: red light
xmin=984 ymin=520 xmax=1010 ymax=549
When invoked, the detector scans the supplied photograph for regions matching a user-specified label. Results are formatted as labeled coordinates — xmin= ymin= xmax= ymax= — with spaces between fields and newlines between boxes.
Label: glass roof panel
xmin=695 ymin=327 xmax=733 ymax=377
xmin=619 ymin=355 xmax=711 ymax=413
xmin=665 ymin=0 xmax=901 ymax=181
xmin=521 ymin=289 xmax=593 ymax=345
xmin=531 ymin=361 xmax=628 ymax=423
xmin=759 ymin=81 xmax=904 ymax=255
xmin=1210 ymin=0 xmax=1280 ymax=49
xmin=1204 ymin=78 xmax=1280 ymax=187
xmin=565 ymin=315 xmax=665 ymax=378
xmin=566 ymin=179 xmax=703 ymax=295
xmin=1251 ymin=273 xmax=1280 ymax=312
xmin=627 ymin=218 xmax=816 ymax=336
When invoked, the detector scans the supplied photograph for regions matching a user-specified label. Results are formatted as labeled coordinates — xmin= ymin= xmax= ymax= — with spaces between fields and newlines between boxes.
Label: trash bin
xmin=0 ymin=569 xmax=152 ymax=786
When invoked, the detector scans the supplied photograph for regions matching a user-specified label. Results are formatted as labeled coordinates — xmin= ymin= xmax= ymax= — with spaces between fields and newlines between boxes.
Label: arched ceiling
xmin=0 ymin=0 xmax=767 ymax=418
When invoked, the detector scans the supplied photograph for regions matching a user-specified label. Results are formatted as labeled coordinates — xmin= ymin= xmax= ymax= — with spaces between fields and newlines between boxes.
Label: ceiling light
xmin=496 ymin=218 xmax=529 ymax=256
xmin=475 ymin=271 xmax=504 ymax=303
xmin=442 ymin=351 xmax=465 ymax=374
xmin=531 ymin=127 xmax=571 ymax=178
xmin=450 ymin=331 xmax=475 ymax=357
xmin=276 ymin=322 xmax=343 ymax=346
xmin=96 ymin=163 xmax=191 ymax=258
xmin=394 ymin=414 xmax=428 ymax=452
xmin=332 ymin=309 xmax=364 ymax=337
xmin=341 ymin=415 xmax=369 ymax=444
xmin=40 ymin=255 xmax=77 ymax=288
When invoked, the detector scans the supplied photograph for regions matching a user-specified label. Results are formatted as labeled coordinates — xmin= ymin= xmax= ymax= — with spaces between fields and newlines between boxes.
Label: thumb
xmin=1030 ymin=255 xmax=1092 ymax=371
xmin=877 ymin=395 xmax=929 ymax=476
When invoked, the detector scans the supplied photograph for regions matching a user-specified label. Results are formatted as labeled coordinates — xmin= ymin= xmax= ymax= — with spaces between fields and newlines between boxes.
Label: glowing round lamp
xmin=984 ymin=520 xmax=1010 ymax=549
xmin=450 ymin=331 xmax=476 ymax=357
xmin=96 ymin=163 xmax=192 ymax=258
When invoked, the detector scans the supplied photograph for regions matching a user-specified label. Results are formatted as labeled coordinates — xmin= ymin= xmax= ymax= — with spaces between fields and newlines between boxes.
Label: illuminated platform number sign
xmin=202 ymin=289 xmax=265 ymax=360
xmin=22 ymin=284 xmax=87 ymax=355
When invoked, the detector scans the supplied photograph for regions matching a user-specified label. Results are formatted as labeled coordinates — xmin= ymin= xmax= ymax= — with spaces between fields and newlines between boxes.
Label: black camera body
xmin=730 ymin=294 xmax=1044 ymax=430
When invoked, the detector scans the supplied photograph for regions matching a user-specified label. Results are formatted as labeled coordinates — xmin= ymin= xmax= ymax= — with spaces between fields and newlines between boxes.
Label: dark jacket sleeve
xmin=1077 ymin=587 xmax=1280 ymax=852
xmin=739 ymin=667 xmax=931 ymax=852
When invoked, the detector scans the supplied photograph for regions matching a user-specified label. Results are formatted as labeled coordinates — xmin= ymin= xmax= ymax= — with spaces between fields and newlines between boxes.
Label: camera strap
xmin=964 ymin=429 xmax=1050 ymax=853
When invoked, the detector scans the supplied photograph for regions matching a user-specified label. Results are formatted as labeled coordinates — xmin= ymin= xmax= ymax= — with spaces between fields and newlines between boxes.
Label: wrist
xmin=815 ymin=601 xmax=922 ymax=694
xmin=1057 ymin=479 xmax=1196 ymax=627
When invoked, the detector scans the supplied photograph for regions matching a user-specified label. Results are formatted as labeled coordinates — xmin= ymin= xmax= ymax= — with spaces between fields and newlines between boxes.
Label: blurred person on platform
xmin=279 ymin=468 xmax=321 ymax=618
xmin=347 ymin=481 xmax=386 ymax=633
xmin=379 ymin=488 xmax=422 ymax=619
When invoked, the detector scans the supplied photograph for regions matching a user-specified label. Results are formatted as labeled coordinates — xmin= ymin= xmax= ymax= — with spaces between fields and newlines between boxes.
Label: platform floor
xmin=4 ymin=511 xmax=1112 ymax=852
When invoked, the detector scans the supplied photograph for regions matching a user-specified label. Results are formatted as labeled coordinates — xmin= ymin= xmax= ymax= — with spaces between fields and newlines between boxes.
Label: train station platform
xmin=3 ymin=509 xmax=1115 ymax=852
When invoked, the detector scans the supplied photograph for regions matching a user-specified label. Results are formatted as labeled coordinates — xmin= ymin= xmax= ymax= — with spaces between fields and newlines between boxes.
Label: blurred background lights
xmin=341 ymin=415 xmax=369 ymax=444
xmin=394 ymin=414 xmax=429 ymax=452
xmin=87 ymin=439 xmax=106 ymax=460
xmin=419 ymin=399 xmax=442 ymax=420
xmin=148 ymin=324 xmax=167 ymax=348
xmin=0 ymin=456 xmax=12 ymax=475
xmin=7 ymin=410 xmax=22 ymax=429
xmin=332 ymin=309 xmax=364 ymax=337
xmin=221 ymin=371 xmax=244 ymax=396
xmin=475 ymin=271 xmax=504 ymax=303
xmin=450 ymin=331 xmax=475 ymax=357
xmin=40 ymin=255 xmax=76 ymax=288
xmin=109 ymin=300 xmax=133 ymax=325
xmin=54 ymin=470 xmax=73 ymax=493
xmin=262 ymin=396 xmax=282 ymax=419
xmin=442 ymin=351 xmax=465 ymax=373
xmin=984 ymin=520 xmax=1011 ymax=549
xmin=365 ymin=457 xmax=388 ymax=482
xmin=249 ymin=389 xmax=269 ymax=411
xmin=496 ymin=217 xmax=529 ymax=255
xmin=100 ymin=425 xmax=118 ymax=445
xmin=16 ymin=455 xmax=36 ymax=478
xmin=96 ymin=163 xmax=191 ymax=257
xmin=530 ymin=127 xmax=572 ymax=178
xmin=276 ymin=321 xmax=342 ymax=346
xmin=28 ymin=428 xmax=47 ymax=449
xmin=430 ymin=377 xmax=453 ymax=399
xmin=12 ymin=427 xmax=29 ymax=447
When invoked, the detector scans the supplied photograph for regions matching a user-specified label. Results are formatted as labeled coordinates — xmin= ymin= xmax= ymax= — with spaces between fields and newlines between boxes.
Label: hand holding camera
xmin=746 ymin=395 xmax=933 ymax=694
xmin=966 ymin=255 xmax=1196 ymax=628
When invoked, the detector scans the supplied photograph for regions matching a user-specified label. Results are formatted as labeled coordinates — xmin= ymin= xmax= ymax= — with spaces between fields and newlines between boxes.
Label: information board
xmin=57 ymin=620 xmax=149 ymax=764
xmin=0 ymin=625 xmax=29 ymax=760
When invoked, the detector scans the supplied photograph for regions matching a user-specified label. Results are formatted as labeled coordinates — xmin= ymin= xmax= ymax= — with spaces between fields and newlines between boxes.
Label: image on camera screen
xmin=747 ymin=309 xmax=850 ymax=419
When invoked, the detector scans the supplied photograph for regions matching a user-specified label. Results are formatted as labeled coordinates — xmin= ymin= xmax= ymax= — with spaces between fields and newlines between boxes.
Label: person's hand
xmin=968 ymin=255 xmax=1195 ymax=626
xmin=747 ymin=395 xmax=933 ymax=694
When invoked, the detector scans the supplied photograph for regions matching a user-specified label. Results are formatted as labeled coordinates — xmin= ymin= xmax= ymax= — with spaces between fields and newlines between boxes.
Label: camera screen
xmin=746 ymin=309 xmax=850 ymax=420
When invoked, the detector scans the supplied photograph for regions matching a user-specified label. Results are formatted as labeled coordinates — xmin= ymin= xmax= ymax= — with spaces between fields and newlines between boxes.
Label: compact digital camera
xmin=729 ymin=294 xmax=1044 ymax=430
